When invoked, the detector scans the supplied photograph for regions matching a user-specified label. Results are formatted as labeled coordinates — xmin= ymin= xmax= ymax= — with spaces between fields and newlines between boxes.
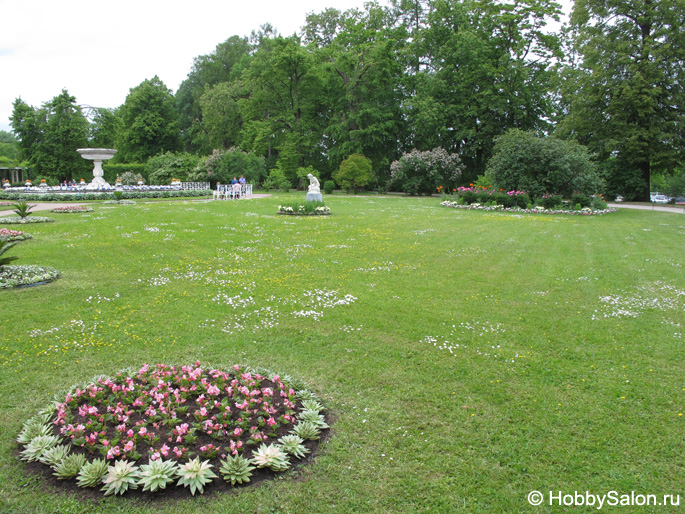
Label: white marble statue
xmin=307 ymin=173 xmax=320 ymax=193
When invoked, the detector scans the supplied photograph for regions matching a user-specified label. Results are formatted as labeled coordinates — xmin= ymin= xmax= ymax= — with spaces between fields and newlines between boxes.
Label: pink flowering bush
xmin=18 ymin=362 xmax=328 ymax=496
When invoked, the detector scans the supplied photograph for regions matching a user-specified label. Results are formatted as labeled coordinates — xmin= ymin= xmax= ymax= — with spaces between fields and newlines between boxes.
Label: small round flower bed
xmin=17 ymin=363 xmax=330 ymax=498
xmin=278 ymin=204 xmax=330 ymax=216
xmin=1 ymin=265 xmax=59 ymax=288
xmin=0 ymin=216 xmax=54 ymax=224
xmin=49 ymin=206 xmax=94 ymax=213
xmin=0 ymin=228 xmax=32 ymax=241
xmin=440 ymin=201 xmax=616 ymax=216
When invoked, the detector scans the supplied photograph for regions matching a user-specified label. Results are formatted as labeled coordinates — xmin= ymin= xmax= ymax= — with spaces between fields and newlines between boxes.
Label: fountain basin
xmin=77 ymin=148 xmax=117 ymax=189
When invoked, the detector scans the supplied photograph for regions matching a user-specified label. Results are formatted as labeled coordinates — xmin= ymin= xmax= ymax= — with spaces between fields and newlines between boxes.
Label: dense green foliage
xmin=194 ymin=147 xmax=266 ymax=186
xmin=557 ymin=0 xmax=685 ymax=201
xmin=486 ymin=129 xmax=604 ymax=198
xmin=334 ymin=154 xmax=373 ymax=193
xmin=117 ymin=77 xmax=182 ymax=163
xmin=7 ymin=0 xmax=684 ymax=197
xmin=10 ymin=90 xmax=91 ymax=181
xmin=146 ymin=152 xmax=201 ymax=184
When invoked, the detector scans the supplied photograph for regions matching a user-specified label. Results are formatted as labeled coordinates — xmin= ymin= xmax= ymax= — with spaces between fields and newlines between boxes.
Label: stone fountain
xmin=77 ymin=148 xmax=117 ymax=189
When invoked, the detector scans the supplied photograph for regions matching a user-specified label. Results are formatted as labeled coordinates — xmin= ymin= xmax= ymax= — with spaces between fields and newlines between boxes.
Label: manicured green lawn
xmin=1 ymin=194 xmax=683 ymax=513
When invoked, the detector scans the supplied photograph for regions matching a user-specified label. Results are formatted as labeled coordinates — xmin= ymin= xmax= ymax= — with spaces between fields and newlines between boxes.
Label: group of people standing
xmin=216 ymin=175 xmax=246 ymax=199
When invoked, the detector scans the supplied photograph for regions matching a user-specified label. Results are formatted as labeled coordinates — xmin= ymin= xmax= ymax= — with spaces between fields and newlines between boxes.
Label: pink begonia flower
xmin=139 ymin=427 xmax=147 ymax=436
xmin=150 ymin=451 xmax=160 ymax=461
xmin=267 ymin=417 xmax=276 ymax=426
xmin=160 ymin=444 xmax=169 ymax=457
xmin=173 ymin=446 xmax=183 ymax=457
xmin=127 ymin=429 xmax=134 ymax=438
xmin=106 ymin=446 xmax=121 ymax=459
xmin=102 ymin=440 xmax=110 ymax=447
xmin=123 ymin=441 xmax=134 ymax=452
xmin=233 ymin=427 xmax=243 ymax=437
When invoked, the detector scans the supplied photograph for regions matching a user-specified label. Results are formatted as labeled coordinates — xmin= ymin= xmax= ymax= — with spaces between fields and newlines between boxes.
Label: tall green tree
xmin=88 ymin=107 xmax=121 ymax=148
xmin=240 ymin=35 xmax=323 ymax=183
xmin=10 ymin=90 xmax=90 ymax=181
xmin=315 ymin=4 xmax=408 ymax=183
xmin=117 ymin=76 xmax=181 ymax=162
xmin=409 ymin=0 xmax=563 ymax=180
xmin=176 ymin=36 xmax=252 ymax=153
xmin=557 ymin=0 xmax=685 ymax=201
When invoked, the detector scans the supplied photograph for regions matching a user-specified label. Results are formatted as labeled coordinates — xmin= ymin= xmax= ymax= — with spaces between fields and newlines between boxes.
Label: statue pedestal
xmin=306 ymin=192 xmax=323 ymax=203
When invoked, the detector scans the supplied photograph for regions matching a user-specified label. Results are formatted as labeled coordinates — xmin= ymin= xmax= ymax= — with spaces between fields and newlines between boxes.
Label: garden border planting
xmin=17 ymin=363 xmax=330 ymax=499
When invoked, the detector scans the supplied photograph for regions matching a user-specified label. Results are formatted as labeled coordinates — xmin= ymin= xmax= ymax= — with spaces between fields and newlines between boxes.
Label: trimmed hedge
xmin=102 ymin=163 xmax=148 ymax=184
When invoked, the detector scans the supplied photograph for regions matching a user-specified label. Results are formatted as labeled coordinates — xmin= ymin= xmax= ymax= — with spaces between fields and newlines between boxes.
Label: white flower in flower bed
xmin=0 ymin=265 xmax=59 ymax=289
xmin=0 ymin=216 xmax=54 ymax=224
xmin=49 ymin=206 xmax=94 ymax=213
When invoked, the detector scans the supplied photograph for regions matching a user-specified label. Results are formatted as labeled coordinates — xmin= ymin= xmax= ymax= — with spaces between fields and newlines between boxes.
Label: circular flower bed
xmin=0 ymin=228 xmax=32 ymax=241
xmin=278 ymin=205 xmax=331 ymax=216
xmin=440 ymin=201 xmax=616 ymax=216
xmin=0 ymin=216 xmax=54 ymax=224
xmin=0 ymin=265 xmax=59 ymax=288
xmin=17 ymin=363 xmax=329 ymax=497
xmin=49 ymin=206 xmax=94 ymax=213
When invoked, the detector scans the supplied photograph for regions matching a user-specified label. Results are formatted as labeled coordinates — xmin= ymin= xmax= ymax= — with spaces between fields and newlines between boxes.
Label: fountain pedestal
xmin=77 ymin=148 xmax=117 ymax=189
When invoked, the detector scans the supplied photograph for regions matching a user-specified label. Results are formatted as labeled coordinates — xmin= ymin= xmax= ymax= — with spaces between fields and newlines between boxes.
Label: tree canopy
xmin=8 ymin=0 xmax=684 ymax=196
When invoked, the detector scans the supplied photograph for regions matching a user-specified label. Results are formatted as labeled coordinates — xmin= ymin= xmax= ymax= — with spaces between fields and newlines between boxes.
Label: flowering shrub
xmin=49 ymin=206 xmax=94 ymax=213
xmin=390 ymin=148 xmax=464 ymax=195
xmin=0 ymin=228 xmax=32 ymax=241
xmin=17 ymin=363 xmax=329 ymax=496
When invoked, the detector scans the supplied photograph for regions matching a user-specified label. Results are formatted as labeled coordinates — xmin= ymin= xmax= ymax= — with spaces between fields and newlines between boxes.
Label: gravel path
xmin=0 ymin=202 xmax=92 ymax=217
xmin=608 ymin=203 xmax=685 ymax=214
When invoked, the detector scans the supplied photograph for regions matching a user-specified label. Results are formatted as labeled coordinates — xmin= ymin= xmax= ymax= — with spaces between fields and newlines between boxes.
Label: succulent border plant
xmin=39 ymin=444 xmax=71 ymax=466
xmin=101 ymin=460 xmax=140 ymax=496
xmin=278 ymin=435 xmax=310 ymax=459
xmin=53 ymin=453 xmax=87 ymax=479
xmin=20 ymin=435 xmax=60 ymax=462
xmin=219 ymin=455 xmax=255 ymax=485
xmin=298 ymin=409 xmax=329 ymax=429
xmin=138 ymin=459 xmax=179 ymax=492
xmin=16 ymin=412 xmax=52 ymax=444
xmin=251 ymin=443 xmax=290 ymax=472
xmin=176 ymin=457 xmax=217 ymax=495
xmin=291 ymin=421 xmax=322 ymax=441
xmin=76 ymin=458 xmax=109 ymax=488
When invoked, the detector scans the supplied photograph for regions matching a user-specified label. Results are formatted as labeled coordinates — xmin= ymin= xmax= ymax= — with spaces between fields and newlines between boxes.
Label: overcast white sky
xmin=0 ymin=0 xmax=571 ymax=134
xmin=0 ymin=0 xmax=374 ymax=133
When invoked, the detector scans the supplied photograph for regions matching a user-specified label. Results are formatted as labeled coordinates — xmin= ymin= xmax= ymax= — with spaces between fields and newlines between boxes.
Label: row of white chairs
xmin=213 ymin=184 xmax=253 ymax=200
